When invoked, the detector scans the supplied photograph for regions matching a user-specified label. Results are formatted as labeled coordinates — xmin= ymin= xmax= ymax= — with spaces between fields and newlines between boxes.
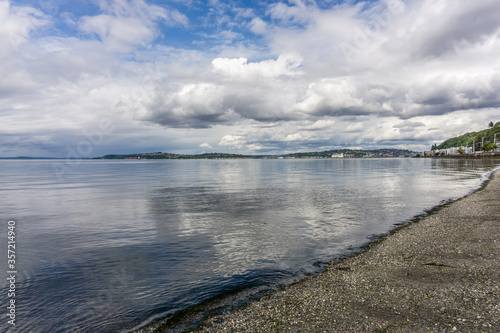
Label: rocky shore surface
xmin=197 ymin=170 xmax=499 ymax=332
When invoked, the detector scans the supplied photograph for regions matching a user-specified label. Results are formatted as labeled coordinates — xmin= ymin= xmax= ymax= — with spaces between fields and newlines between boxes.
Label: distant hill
xmin=95 ymin=152 xmax=257 ymax=159
xmin=280 ymin=148 xmax=416 ymax=158
xmin=436 ymin=122 xmax=500 ymax=150
xmin=95 ymin=149 xmax=418 ymax=160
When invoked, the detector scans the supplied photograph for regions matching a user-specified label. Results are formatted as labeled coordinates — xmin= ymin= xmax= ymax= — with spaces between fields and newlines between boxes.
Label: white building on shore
xmin=423 ymin=146 xmax=473 ymax=156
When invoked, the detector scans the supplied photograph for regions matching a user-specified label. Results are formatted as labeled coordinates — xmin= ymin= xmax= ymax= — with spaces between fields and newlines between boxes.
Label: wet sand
xmin=198 ymin=169 xmax=499 ymax=332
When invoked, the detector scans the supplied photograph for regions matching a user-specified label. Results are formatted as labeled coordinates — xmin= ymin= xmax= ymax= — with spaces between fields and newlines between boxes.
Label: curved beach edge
xmin=198 ymin=169 xmax=500 ymax=332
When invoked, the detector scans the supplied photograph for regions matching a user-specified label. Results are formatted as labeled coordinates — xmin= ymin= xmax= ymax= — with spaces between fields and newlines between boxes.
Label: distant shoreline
xmin=2 ymin=153 xmax=499 ymax=160
xmin=3 ymin=155 xmax=500 ymax=160
xmin=93 ymin=149 xmax=417 ymax=160
xmin=0 ymin=157 xmax=63 ymax=160
xmin=419 ymin=153 xmax=500 ymax=159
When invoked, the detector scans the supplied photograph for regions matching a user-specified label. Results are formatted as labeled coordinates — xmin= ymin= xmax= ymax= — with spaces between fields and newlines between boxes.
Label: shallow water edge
xmin=131 ymin=163 xmax=500 ymax=333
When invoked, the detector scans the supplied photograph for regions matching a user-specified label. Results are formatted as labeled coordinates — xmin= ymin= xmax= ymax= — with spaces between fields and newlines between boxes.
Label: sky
xmin=1 ymin=0 xmax=499 ymax=157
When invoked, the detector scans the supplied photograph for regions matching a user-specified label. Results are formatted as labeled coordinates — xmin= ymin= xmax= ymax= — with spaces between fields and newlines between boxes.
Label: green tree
xmin=489 ymin=121 xmax=494 ymax=128
xmin=481 ymin=142 xmax=498 ymax=153
xmin=458 ymin=146 xmax=465 ymax=154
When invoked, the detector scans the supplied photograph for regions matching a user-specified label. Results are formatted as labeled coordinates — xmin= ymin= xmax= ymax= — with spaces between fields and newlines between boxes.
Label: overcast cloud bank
xmin=1 ymin=0 xmax=499 ymax=156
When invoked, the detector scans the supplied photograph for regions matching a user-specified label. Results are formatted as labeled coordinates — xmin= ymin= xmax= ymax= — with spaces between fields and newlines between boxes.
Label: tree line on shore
xmin=95 ymin=148 xmax=417 ymax=160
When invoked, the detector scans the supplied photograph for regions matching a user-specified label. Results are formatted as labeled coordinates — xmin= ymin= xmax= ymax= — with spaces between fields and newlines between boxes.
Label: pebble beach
xmin=197 ymin=169 xmax=500 ymax=332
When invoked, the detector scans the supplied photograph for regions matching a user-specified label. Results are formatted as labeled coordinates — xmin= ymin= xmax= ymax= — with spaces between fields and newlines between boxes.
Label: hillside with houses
xmin=423 ymin=122 xmax=500 ymax=156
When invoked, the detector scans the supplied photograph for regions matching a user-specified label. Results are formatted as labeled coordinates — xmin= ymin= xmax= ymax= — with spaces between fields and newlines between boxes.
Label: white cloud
xmin=0 ymin=1 xmax=50 ymax=55
xmin=295 ymin=78 xmax=366 ymax=116
xmin=219 ymin=134 xmax=245 ymax=147
xmin=212 ymin=54 xmax=302 ymax=79
xmin=78 ymin=0 xmax=187 ymax=52
xmin=249 ymin=17 xmax=267 ymax=34
xmin=79 ymin=15 xmax=152 ymax=51
xmin=199 ymin=142 xmax=213 ymax=149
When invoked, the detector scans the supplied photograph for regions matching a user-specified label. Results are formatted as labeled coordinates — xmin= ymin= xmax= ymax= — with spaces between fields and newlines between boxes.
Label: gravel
xmin=197 ymin=170 xmax=500 ymax=332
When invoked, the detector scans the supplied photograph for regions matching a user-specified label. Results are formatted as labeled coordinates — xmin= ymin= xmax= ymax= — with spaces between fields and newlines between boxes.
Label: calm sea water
xmin=0 ymin=158 xmax=499 ymax=332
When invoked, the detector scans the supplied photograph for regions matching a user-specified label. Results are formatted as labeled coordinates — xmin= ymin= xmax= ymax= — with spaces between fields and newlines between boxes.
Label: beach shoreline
xmin=197 ymin=169 xmax=500 ymax=332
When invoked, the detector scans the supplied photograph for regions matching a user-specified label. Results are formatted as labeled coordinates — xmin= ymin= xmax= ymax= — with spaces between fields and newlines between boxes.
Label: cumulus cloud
xmin=144 ymin=83 xmax=233 ymax=128
xmin=142 ymin=0 xmax=500 ymax=133
xmin=143 ymin=54 xmax=304 ymax=127
xmin=294 ymin=78 xmax=368 ymax=117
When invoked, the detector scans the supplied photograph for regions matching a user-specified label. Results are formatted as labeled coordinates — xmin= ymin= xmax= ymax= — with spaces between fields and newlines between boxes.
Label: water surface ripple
xmin=0 ymin=158 xmax=498 ymax=332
